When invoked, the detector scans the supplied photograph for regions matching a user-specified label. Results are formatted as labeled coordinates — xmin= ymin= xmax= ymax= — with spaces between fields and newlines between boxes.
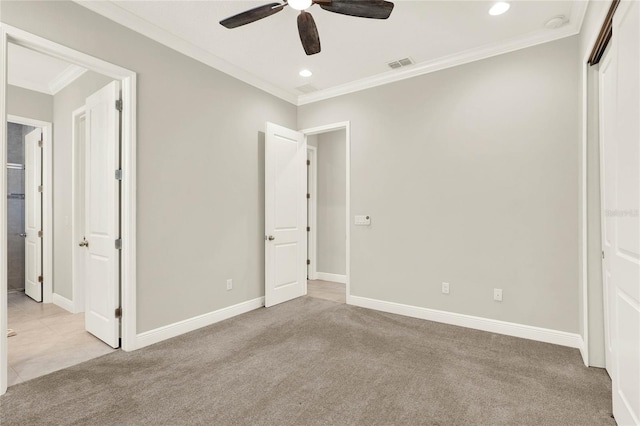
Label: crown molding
xmin=74 ymin=0 xmax=298 ymax=105
xmin=49 ymin=64 xmax=87 ymax=94
xmin=74 ymin=0 xmax=587 ymax=108
xmin=8 ymin=76 xmax=53 ymax=96
xmin=298 ymin=1 xmax=588 ymax=105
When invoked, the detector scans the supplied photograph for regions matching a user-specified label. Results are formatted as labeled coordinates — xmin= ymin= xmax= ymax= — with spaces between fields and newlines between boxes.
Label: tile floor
xmin=7 ymin=291 xmax=116 ymax=386
xmin=307 ymin=280 xmax=346 ymax=304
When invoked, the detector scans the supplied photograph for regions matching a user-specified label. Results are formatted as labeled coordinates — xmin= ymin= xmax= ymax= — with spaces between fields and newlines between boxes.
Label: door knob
xmin=18 ymin=233 xmax=27 ymax=238
xmin=266 ymin=235 xmax=275 ymax=241
xmin=79 ymin=239 xmax=89 ymax=247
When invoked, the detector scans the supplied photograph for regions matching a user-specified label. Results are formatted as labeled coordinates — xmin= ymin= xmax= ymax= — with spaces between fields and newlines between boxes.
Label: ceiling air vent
xmin=387 ymin=57 xmax=415 ymax=70
xmin=296 ymin=84 xmax=318 ymax=94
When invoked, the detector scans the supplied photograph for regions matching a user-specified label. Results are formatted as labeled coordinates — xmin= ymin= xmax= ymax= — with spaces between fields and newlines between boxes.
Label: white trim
xmin=301 ymin=122 xmax=351 ymax=304
xmin=7 ymin=77 xmax=52 ymax=96
xmin=49 ymin=64 xmax=87 ymax=95
xmin=1 ymin=23 xmax=138 ymax=395
xmin=7 ymin=115 xmax=53 ymax=305
xmin=9 ymin=64 xmax=87 ymax=96
xmin=350 ymin=295 xmax=583 ymax=349
xmin=71 ymin=106 xmax=86 ymax=314
xmin=315 ymin=272 xmax=347 ymax=284
xmin=73 ymin=0 xmax=297 ymax=105
xmin=306 ymin=145 xmax=317 ymax=281
xmin=1 ymin=25 xmax=9 ymax=396
xmin=136 ymin=297 xmax=265 ymax=349
xmin=578 ymin=336 xmax=588 ymax=367
xmin=578 ymin=1 xmax=613 ymax=368
xmin=52 ymin=293 xmax=75 ymax=313
xmin=297 ymin=5 xmax=588 ymax=106
xmin=74 ymin=0 xmax=587 ymax=107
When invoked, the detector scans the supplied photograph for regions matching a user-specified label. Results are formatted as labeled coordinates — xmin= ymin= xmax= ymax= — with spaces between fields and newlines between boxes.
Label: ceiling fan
xmin=220 ymin=0 xmax=395 ymax=56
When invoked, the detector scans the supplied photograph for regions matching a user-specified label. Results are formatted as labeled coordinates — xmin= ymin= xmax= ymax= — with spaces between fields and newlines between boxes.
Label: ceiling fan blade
xmin=220 ymin=3 xmax=285 ymax=29
xmin=317 ymin=0 xmax=394 ymax=19
xmin=297 ymin=11 xmax=321 ymax=56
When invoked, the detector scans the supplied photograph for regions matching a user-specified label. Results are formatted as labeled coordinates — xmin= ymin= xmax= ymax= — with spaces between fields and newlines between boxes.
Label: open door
xmin=265 ymin=122 xmax=307 ymax=307
xmin=83 ymin=81 xmax=121 ymax=348
xmin=599 ymin=1 xmax=640 ymax=424
xmin=24 ymin=128 xmax=42 ymax=302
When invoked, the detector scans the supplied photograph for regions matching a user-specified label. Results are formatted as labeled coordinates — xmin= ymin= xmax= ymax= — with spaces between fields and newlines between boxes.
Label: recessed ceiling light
xmin=299 ymin=69 xmax=313 ymax=77
xmin=489 ymin=2 xmax=510 ymax=16
xmin=288 ymin=0 xmax=312 ymax=11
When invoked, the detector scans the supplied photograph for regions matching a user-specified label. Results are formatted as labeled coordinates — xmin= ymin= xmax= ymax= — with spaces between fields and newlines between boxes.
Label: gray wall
xmin=52 ymin=71 xmax=114 ymax=300
xmin=2 ymin=1 xmax=297 ymax=333
xmin=7 ymin=85 xmax=53 ymax=122
xmin=316 ymin=130 xmax=346 ymax=276
xmin=578 ymin=0 xmax=609 ymax=367
xmin=299 ymin=36 xmax=580 ymax=333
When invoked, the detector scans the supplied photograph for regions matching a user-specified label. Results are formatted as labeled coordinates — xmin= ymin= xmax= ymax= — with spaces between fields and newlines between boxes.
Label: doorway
xmin=306 ymin=128 xmax=348 ymax=304
xmin=1 ymin=25 xmax=138 ymax=395
xmin=263 ymin=121 xmax=350 ymax=308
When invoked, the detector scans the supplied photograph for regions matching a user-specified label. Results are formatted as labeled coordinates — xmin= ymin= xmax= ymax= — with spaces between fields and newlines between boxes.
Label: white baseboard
xmin=135 ymin=297 xmax=265 ymax=350
xmin=349 ymin=295 xmax=582 ymax=349
xmin=315 ymin=272 xmax=347 ymax=284
xmin=578 ymin=336 xmax=589 ymax=366
xmin=52 ymin=293 xmax=74 ymax=313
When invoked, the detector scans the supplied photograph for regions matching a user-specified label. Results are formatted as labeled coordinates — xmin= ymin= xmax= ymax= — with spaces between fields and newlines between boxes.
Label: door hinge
xmin=115 ymin=238 xmax=122 ymax=250
xmin=307 ymin=259 xmax=310 ymax=265
xmin=115 ymin=99 xmax=123 ymax=111
xmin=307 ymin=226 xmax=310 ymax=232
xmin=38 ymin=275 xmax=43 ymax=283
xmin=307 ymin=193 xmax=310 ymax=199
xmin=307 ymin=160 xmax=310 ymax=166
xmin=115 ymin=307 xmax=122 ymax=319
xmin=115 ymin=169 xmax=123 ymax=180
xmin=38 ymin=185 xmax=43 ymax=193
xmin=38 ymin=139 xmax=43 ymax=148
xmin=602 ymin=251 xmax=605 ymax=259
xmin=38 ymin=230 xmax=43 ymax=238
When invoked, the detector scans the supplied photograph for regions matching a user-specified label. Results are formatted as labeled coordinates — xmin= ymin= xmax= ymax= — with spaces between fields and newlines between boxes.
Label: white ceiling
xmin=78 ymin=0 xmax=587 ymax=105
xmin=8 ymin=43 xmax=87 ymax=96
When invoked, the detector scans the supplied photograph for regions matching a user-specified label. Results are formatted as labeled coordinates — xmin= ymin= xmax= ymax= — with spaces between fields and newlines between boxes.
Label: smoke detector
xmin=387 ymin=57 xmax=414 ymax=70
xmin=296 ymin=84 xmax=318 ymax=94
xmin=545 ymin=15 xmax=568 ymax=29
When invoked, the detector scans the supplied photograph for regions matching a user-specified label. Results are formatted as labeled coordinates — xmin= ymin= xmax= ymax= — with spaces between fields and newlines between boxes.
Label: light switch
xmin=355 ymin=215 xmax=371 ymax=226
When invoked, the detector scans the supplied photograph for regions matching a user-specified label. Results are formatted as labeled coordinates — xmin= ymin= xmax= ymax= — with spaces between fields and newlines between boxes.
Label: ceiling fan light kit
xmin=220 ymin=0 xmax=395 ymax=56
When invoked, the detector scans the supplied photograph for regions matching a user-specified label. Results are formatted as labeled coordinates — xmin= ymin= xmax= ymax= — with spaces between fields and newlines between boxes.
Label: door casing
xmin=301 ymin=122 xmax=351 ymax=302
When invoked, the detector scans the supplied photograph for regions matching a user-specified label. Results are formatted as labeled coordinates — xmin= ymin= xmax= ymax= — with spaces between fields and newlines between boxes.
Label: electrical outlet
xmin=441 ymin=282 xmax=450 ymax=295
xmin=493 ymin=288 xmax=503 ymax=302
xmin=226 ymin=279 xmax=233 ymax=291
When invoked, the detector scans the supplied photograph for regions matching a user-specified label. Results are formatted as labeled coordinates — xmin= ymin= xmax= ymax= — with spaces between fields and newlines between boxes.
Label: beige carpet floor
xmin=0 ymin=297 xmax=613 ymax=425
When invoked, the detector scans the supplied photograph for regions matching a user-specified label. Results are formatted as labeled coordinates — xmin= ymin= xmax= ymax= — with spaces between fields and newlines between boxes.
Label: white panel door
xmin=265 ymin=122 xmax=307 ymax=307
xmin=600 ymin=2 xmax=640 ymax=424
xmin=24 ymin=128 xmax=42 ymax=302
xmin=84 ymin=81 xmax=121 ymax=348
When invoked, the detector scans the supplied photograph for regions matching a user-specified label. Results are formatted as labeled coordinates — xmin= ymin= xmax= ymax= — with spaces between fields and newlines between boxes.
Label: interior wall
xmin=316 ymin=130 xmax=346 ymax=277
xmin=299 ymin=36 xmax=580 ymax=333
xmin=578 ymin=0 xmax=610 ymax=367
xmin=52 ymin=71 xmax=113 ymax=301
xmin=1 ymin=0 xmax=297 ymax=333
xmin=7 ymin=85 xmax=53 ymax=122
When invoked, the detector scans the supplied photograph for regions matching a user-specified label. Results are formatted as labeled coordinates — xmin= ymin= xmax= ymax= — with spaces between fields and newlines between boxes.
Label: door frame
xmin=71 ymin=106 xmax=87 ymax=314
xmin=6 ymin=115 xmax=53 ymax=304
xmin=0 ymin=24 xmax=138 ymax=395
xmin=306 ymin=145 xmax=318 ymax=280
xmin=300 ymin=122 xmax=351 ymax=302
xmin=597 ymin=42 xmax=615 ymax=375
